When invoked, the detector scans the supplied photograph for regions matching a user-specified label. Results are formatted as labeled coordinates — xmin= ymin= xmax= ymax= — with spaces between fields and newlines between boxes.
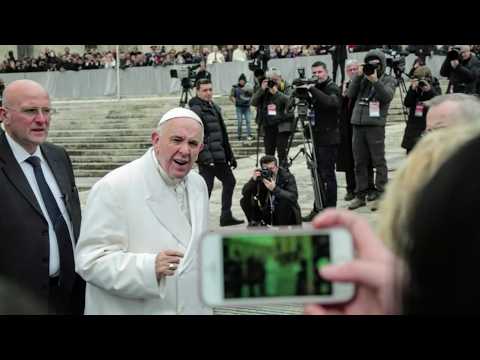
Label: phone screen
xmin=222 ymin=233 xmax=331 ymax=299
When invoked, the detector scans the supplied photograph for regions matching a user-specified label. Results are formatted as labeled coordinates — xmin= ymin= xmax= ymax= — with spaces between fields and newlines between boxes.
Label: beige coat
xmin=75 ymin=148 xmax=212 ymax=315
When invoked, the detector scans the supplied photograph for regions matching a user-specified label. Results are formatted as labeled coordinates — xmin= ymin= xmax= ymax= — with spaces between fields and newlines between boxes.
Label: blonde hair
xmin=378 ymin=123 xmax=480 ymax=252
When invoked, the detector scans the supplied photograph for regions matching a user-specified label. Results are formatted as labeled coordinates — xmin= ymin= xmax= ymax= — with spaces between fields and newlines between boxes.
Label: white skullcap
xmin=157 ymin=107 xmax=204 ymax=128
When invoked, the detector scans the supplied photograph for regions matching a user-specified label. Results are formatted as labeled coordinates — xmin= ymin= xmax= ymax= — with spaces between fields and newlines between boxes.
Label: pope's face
xmin=152 ymin=117 xmax=204 ymax=179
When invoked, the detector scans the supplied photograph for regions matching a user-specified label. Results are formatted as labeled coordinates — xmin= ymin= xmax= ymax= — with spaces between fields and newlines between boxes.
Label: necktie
xmin=25 ymin=156 xmax=75 ymax=292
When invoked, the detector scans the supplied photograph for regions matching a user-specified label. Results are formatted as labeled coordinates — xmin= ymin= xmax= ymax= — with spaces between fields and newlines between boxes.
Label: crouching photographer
xmin=240 ymin=155 xmax=302 ymax=227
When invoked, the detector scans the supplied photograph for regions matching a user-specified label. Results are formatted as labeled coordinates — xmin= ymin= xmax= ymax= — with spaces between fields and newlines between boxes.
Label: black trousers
xmin=345 ymin=162 xmax=375 ymax=194
xmin=199 ymin=162 xmax=236 ymax=217
xmin=264 ymin=126 xmax=290 ymax=168
xmin=313 ymin=145 xmax=338 ymax=209
xmin=352 ymin=126 xmax=388 ymax=197
xmin=240 ymin=195 xmax=300 ymax=226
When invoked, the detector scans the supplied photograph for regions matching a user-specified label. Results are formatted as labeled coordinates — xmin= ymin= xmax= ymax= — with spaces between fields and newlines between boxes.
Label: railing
xmin=0 ymin=53 xmax=447 ymax=100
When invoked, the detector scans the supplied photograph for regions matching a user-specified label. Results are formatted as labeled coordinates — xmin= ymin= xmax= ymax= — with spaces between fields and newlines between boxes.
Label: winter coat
xmin=347 ymin=49 xmax=397 ymax=127
xmin=401 ymin=86 xmax=437 ymax=151
xmin=188 ymin=96 xmax=235 ymax=165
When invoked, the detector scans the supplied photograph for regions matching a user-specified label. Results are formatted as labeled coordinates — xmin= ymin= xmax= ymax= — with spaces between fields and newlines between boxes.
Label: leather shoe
xmin=348 ymin=197 xmax=366 ymax=210
xmin=344 ymin=192 xmax=355 ymax=201
xmin=302 ymin=209 xmax=319 ymax=222
xmin=220 ymin=215 xmax=245 ymax=227
xmin=367 ymin=191 xmax=378 ymax=202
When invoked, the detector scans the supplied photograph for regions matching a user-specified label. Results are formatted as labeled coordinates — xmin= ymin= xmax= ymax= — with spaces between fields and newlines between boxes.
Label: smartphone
xmin=200 ymin=227 xmax=355 ymax=307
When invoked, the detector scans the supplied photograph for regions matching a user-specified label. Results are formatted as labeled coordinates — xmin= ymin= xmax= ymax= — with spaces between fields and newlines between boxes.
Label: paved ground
xmin=76 ymin=97 xmax=408 ymax=315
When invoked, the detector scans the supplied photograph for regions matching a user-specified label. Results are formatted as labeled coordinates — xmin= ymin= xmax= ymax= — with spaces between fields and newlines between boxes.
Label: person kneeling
xmin=240 ymin=155 xmax=302 ymax=227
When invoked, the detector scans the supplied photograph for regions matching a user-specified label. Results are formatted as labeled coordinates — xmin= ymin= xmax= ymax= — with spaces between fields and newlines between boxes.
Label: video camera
xmin=447 ymin=46 xmax=462 ymax=61
xmin=291 ymin=67 xmax=318 ymax=101
xmin=381 ymin=48 xmax=406 ymax=77
xmin=170 ymin=63 xmax=201 ymax=89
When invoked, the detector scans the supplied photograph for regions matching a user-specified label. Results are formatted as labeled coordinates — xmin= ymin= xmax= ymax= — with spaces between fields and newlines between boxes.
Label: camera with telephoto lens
xmin=169 ymin=64 xmax=201 ymax=89
xmin=447 ymin=47 xmax=462 ymax=61
xmin=363 ymin=62 xmax=379 ymax=76
xmin=256 ymin=168 xmax=273 ymax=181
xmin=267 ymin=78 xmax=277 ymax=88
xmin=260 ymin=168 xmax=273 ymax=181
xmin=415 ymin=77 xmax=431 ymax=91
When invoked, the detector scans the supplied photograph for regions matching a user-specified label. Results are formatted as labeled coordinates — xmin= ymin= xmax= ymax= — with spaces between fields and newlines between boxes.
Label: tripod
xmin=179 ymin=85 xmax=193 ymax=108
xmin=285 ymin=99 xmax=326 ymax=212
xmin=388 ymin=67 xmax=409 ymax=122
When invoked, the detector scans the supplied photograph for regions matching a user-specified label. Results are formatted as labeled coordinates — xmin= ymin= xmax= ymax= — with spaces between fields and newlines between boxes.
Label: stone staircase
xmin=48 ymin=96 xmax=302 ymax=181
xmin=49 ymin=82 xmax=447 ymax=184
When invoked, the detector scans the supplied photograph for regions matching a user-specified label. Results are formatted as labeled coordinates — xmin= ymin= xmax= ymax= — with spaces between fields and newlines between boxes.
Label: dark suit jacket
xmin=0 ymin=132 xmax=85 ymax=314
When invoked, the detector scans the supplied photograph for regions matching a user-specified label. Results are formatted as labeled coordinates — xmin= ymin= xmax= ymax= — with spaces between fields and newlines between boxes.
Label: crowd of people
xmin=4 ymin=45 xmax=479 ymax=74
xmin=1 ymin=43 xmax=480 ymax=315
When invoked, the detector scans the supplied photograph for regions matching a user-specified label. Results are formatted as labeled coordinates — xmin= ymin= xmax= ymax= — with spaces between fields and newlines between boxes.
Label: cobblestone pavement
xmin=207 ymin=121 xmax=406 ymax=315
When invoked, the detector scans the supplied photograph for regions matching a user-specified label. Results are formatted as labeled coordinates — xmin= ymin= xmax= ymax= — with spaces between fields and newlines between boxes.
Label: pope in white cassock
xmin=75 ymin=107 xmax=213 ymax=314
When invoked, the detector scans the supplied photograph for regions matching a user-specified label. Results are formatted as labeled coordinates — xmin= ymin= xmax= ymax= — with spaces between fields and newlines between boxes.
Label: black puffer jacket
xmin=189 ymin=96 xmax=235 ymax=165
xmin=309 ymin=77 xmax=341 ymax=145
xmin=440 ymin=53 xmax=480 ymax=94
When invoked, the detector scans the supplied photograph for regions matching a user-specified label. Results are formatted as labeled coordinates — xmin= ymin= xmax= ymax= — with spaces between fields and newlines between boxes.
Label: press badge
xmin=267 ymin=104 xmax=277 ymax=116
xmin=415 ymin=103 xmax=424 ymax=117
xmin=369 ymin=101 xmax=380 ymax=117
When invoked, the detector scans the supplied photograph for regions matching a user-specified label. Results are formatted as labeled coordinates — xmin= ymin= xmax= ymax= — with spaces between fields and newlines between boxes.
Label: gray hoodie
xmin=347 ymin=49 xmax=397 ymax=127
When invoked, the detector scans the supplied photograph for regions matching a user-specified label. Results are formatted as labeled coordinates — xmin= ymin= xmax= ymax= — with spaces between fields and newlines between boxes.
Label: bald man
xmin=440 ymin=45 xmax=480 ymax=94
xmin=425 ymin=93 xmax=480 ymax=131
xmin=75 ymin=108 xmax=213 ymax=314
xmin=0 ymin=80 xmax=84 ymax=314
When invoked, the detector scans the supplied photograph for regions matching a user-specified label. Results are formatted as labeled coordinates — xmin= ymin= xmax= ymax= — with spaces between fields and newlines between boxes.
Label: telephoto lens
xmin=363 ymin=63 xmax=377 ymax=76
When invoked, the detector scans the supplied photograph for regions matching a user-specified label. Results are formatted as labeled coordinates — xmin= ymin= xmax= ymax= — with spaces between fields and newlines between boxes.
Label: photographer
xmin=240 ymin=155 xmax=301 ymax=226
xmin=347 ymin=50 xmax=397 ymax=211
xmin=440 ymin=45 xmax=480 ymax=94
xmin=229 ymin=73 xmax=253 ymax=141
xmin=251 ymin=68 xmax=294 ymax=168
xmin=301 ymin=61 xmax=341 ymax=222
xmin=401 ymin=67 xmax=438 ymax=154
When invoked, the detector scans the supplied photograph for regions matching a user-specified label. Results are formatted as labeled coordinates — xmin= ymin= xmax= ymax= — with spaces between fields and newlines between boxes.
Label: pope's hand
xmin=155 ymin=250 xmax=184 ymax=281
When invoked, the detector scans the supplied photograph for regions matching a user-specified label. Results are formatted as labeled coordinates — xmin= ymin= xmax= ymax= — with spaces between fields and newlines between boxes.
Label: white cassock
xmin=75 ymin=148 xmax=212 ymax=315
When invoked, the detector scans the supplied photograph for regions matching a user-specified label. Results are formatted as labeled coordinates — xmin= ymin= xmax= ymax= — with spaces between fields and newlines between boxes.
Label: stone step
xmin=49 ymin=129 xmax=153 ymax=137
xmin=51 ymin=122 xmax=157 ymax=130
xmin=73 ymin=162 xmax=130 ymax=171
xmin=67 ymin=149 xmax=148 ymax=156
xmin=49 ymin=135 xmax=150 ymax=143
xmin=70 ymin=155 xmax=143 ymax=163
xmin=58 ymin=142 xmax=150 ymax=150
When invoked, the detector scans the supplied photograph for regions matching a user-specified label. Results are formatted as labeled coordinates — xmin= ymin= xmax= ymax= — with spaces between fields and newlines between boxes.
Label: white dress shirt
xmin=151 ymin=149 xmax=192 ymax=237
xmin=5 ymin=132 xmax=75 ymax=277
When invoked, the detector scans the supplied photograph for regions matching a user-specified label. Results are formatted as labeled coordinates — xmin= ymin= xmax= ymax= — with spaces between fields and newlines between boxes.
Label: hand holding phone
xmin=200 ymin=226 xmax=355 ymax=307
xmin=305 ymin=209 xmax=398 ymax=315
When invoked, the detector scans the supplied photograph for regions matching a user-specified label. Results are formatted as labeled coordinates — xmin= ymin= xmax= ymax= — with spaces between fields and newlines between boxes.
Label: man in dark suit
xmin=0 ymin=79 xmax=84 ymax=314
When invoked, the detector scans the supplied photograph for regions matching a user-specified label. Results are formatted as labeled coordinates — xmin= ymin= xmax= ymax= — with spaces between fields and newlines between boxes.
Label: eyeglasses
xmin=5 ymin=107 xmax=57 ymax=118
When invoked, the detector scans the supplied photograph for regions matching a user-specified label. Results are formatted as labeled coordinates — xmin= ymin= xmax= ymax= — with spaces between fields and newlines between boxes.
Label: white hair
xmin=345 ymin=58 xmax=360 ymax=67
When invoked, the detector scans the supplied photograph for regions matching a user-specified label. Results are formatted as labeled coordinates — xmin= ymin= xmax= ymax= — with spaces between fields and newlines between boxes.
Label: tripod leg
xmin=255 ymin=120 xmax=261 ymax=167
